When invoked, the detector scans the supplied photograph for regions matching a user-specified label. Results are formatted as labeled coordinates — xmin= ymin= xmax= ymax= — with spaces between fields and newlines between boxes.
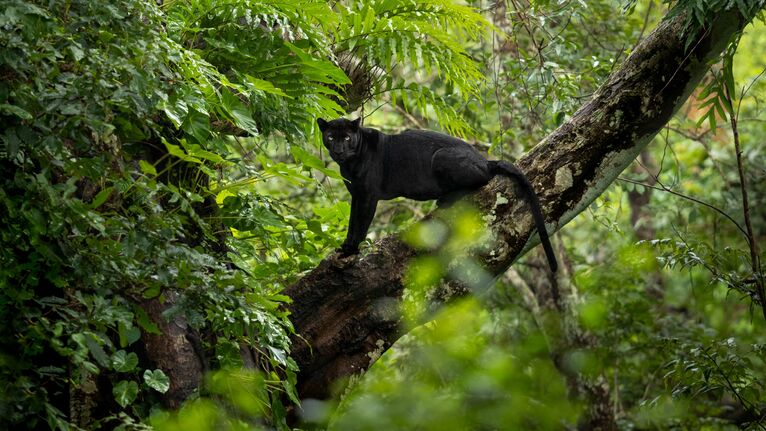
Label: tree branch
xmin=285 ymin=8 xmax=752 ymax=400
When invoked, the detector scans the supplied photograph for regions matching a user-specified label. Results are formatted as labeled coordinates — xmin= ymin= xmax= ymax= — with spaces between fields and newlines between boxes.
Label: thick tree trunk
xmin=142 ymin=294 xmax=205 ymax=409
xmin=286 ymin=8 xmax=751 ymax=401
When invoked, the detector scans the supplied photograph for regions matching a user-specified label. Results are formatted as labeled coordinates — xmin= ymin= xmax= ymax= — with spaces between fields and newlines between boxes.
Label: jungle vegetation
xmin=1 ymin=0 xmax=765 ymax=429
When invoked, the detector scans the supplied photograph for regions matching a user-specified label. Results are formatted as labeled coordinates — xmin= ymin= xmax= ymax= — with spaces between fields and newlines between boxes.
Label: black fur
xmin=317 ymin=117 xmax=557 ymax=272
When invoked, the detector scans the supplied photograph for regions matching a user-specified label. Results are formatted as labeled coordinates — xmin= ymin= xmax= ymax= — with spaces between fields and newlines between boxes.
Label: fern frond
xmin=386 ymin=81 xmax=474 ymax=137
xmin=332 ymin=0 xmax=492 ymax=128
xmin=164 ymin=0 xmax=349 ymax=139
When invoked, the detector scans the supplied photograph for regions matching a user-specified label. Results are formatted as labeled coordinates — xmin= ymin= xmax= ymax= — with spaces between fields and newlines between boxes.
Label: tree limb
xmin=285 ymin=8 xmax=752 ymax=400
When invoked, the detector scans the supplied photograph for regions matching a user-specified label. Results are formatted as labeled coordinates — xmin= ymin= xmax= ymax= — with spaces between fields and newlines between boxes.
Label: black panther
xmin=317 ymin=117 xmax=557 ymax=272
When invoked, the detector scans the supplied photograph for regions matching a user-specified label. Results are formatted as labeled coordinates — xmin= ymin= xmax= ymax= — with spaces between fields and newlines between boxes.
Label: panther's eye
xmin=344 ymin=136 xmax=351 ymax=141
xmin=328 ymin=136 xmax=334 ymax=141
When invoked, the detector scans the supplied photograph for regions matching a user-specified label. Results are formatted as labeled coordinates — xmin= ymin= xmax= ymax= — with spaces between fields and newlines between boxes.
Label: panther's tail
xmin=488 ymin=160 xmax=558 ymax=273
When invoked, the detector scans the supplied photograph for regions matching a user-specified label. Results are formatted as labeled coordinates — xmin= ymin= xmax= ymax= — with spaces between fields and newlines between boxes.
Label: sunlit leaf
xmin=143 ymin=369 xmax=170 ymax=393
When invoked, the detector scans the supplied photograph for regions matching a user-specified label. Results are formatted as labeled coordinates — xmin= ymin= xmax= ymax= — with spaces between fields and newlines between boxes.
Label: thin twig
xmin=702 ymin=350 xmax=766 ymax=431
xmin=616 ymin=177 xmax=748 ymax=239
xmin=724 ymin=77 xmax=766 ymax=320
xmin=632 ymin=0 xmax=655 ymax=50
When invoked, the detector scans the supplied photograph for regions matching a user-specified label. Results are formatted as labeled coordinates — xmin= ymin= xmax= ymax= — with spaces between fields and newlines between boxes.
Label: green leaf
xmin=244 ymin=75 xmax=289 ymax=97
xmin=286 ymin=42 xmax=351 ymax=85
xmin=139 ymin=160 xmax=157 ymax=176
xmin=113 ymin=380 xmax=139 ymax=408
xmin=268 ymin=346 xmax=287 ymax=366
xmin=133 ymin=306 xmax=161 ymax=335
xmin=162 ymin=99 xmax=187 ymax=128
xmin=69 ymin=44 xmax=84 ymax=62
xmin=289 ymin=146 xmax=323 ymax=171
xmin=90 ymin=187 xmax=114 ymax=209
xmin=282 ymin=380 xmax=300 ymax=405
xmin=83 ymin=333 xmax=110 ymax=368
xmin=82 ymin=361 xmax=99 ymax=374
xmin=142 ymin=285 xmax=161 ymax=299
xmin=307 ymin=219 xmax=323 ymax=235
xmin=220 ymin=90 xmax=259 ymax=135
xmin=181 ymin=109 xmax=211 ymax=142
xmin=180 ymin=140 xmax=227 ymax=164
xmin=111 ymin=350 xmax=139 ymax=372
xmin=229 ymin=109 xmax=259 ymax=136
xmin=215 ymin=339 xmax=245 ymax=369
xmin=257 ymin=154 xmax=312 ymax=185
xmin=291 ymin=146 xmax=342 ymax=179
xmin=313 ymin=201 xmax=350 ymax=223
xmin=0 ymin=103 xmax=33 ymax=120
xmin=715 ymin=98 xmax=728 ymax=120
xmin=143 ymin=369 xmax=170 ymax=393
xmin=118 ymin=322 xmax=141 ymax=348
xmin=163 ymin=139 xmax=202 ymax=164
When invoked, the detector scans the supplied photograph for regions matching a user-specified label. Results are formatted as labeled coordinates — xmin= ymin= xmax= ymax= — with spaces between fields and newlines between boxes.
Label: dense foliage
xmin=0 ymin=0 xmax=302 ymax=427
xmin=1 ymin=0 xmax=764 ymax=430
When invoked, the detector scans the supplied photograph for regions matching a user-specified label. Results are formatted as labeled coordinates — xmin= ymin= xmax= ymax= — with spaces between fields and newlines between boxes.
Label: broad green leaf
xmin=163 ymin=139 xmax=202 ymax=164
xmin=181 ymin=109 xmax=211 ymax=142
xmin=291 ymin=145 xmax=342 ymax=179
xmin=111 ymin=350 xmax=139 ymax=372
xmin=220 ymin=90 xmax=259 ymax=135
xmin=215 ymin=339 xmax=245 ymax=369
xmin=313 ymin=201 xmax=351 ymax=223
xmin=69 ymin=44 xmax=84 ymax=61
xmin=118 ymin=322 xmax=141 ymax=348
xmin=243 ymin=75 xmax=289 ymax=97
xmin=257 ymin=154 xmax=312 ymax=185
xmin=282 ymin=380 xmax=300 ymax=405
xmin=0 ymin=103 xmax=33 ymax=120
xmin=143 ymin=369 xmax=170 ymax=393
xmin=289 ymin=146 xmax=323 ymax=171
xmin=161 ymin=99 xmax=188 ymax=128
xmin=113 ymin=380 xmax=138 ymax=408
xmin=180 ymin=140 xmax=227 ymax=164
xmin=90 ymin=187 xmax=113 ymax=209
xmin=139 ymin=160 xmax=157 ymax=176
xmin=134 ymin=306 xmax=161 ymax=335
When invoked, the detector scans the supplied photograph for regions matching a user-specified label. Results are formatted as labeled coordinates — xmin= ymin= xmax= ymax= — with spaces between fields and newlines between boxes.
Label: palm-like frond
xmin=163 ymin=0 xmax=350 ymax=139
xmin=332 ymin=0 xmax=492 ymax=134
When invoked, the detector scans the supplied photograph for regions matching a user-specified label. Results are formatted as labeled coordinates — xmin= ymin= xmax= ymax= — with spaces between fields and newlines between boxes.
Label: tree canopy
xmin=1 ymin=0 xmax=765 ymax=430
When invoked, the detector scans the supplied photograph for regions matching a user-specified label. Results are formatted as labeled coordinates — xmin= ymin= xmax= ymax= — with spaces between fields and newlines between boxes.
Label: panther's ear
xmin=317 ymin=118 xmax=328 ymax=131
xmin=351 ymin=117 xmax=361 ymax=129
